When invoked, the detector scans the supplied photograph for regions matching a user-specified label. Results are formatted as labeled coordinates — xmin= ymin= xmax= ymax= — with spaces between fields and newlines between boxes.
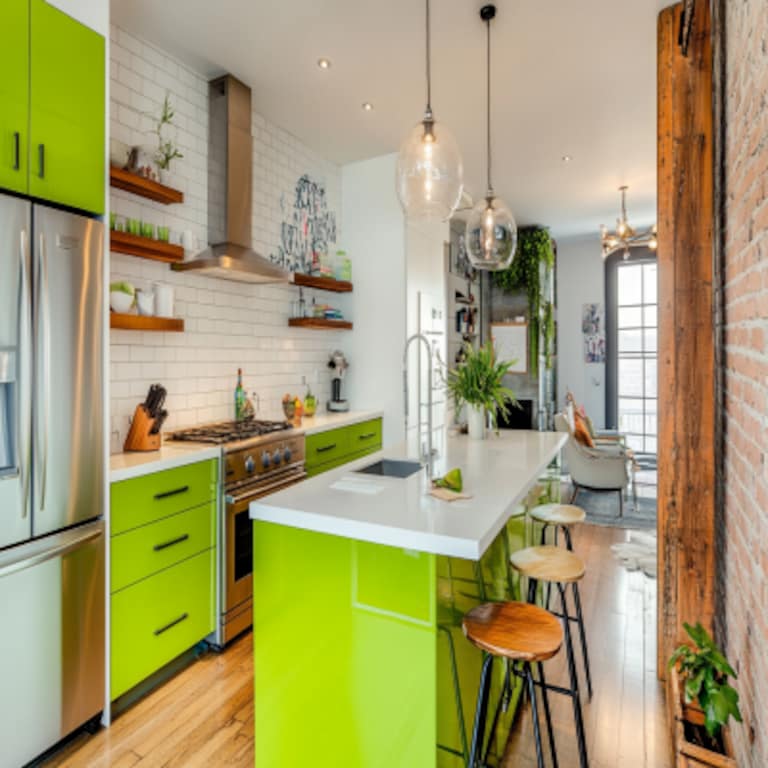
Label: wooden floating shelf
xmin=110 ymin=231 xmax=184 ymax=263
xmin=110 ymin=313 xmax=185 ymax=332
xmin=110 ymin=166 xmax=184 ymax=205
xmin=288 ymin=318 xmax=353 ymax=331
xmin=292 ymin=273 xmax=353 ymax=293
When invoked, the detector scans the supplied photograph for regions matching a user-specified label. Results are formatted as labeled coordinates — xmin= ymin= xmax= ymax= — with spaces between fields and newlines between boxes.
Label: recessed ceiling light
xmin=562 ymin=155 xmax=573 ymax=163
xmin=362 ymin=102 xmax=373 ymax=112
xmin=317 ymin=58 xmax=331 ymax=70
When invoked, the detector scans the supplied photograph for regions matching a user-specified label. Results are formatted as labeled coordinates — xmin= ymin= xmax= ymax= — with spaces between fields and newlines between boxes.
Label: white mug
xmin=136 ymin=288 xmax=155 ymax=316
xmin=181 ymin=230 xmax=197 ymax=254
xmin=154 ymin=283 xmax=174 ymax=318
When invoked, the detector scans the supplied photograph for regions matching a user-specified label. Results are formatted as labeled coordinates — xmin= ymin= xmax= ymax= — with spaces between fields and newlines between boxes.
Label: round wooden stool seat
xmin=462 ymin=601 xmax=563 ymax=662
xmin=530 ymin=503 xmax=586 ymax=526
xmin=510 ymin=545 xmax=586 ymax=584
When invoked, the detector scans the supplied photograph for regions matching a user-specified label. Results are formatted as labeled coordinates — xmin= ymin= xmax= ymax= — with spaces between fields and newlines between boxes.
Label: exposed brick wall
xmin=723 ymin=1 xmax=768 ymax=764
xmin=108 ymin=26 xmax=348 ymax=450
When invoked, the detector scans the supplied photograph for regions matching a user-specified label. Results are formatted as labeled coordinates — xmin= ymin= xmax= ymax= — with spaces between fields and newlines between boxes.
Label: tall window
xmin=615 ymin=260 xmax=657 ymax=454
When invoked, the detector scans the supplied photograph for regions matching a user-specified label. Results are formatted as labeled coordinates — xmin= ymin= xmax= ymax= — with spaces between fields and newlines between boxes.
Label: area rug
xmin=610 ymin=530 xmax=657 ymax=579
xmin=569 ymin=486 xmax=657 ymax=530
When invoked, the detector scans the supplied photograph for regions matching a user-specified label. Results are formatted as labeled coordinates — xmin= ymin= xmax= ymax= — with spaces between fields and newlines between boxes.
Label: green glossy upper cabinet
xmin=0 ymin=0 xmax=30 ymax=195
xmin=29 ymin=0 xmax=104 ymax=214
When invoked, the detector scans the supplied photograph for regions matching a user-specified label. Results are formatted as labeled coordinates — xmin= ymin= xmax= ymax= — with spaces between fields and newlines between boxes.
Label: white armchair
xmin=554 ymin=413 xmax=630 ymax=517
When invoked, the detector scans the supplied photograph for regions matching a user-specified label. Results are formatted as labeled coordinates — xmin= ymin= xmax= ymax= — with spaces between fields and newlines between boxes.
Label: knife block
xmin=123 ymin=404 xmax=161 ymax=452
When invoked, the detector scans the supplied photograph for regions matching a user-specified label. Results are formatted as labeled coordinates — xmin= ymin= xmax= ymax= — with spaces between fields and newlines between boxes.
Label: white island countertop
xmin=250 ymin=429 xmax=566 ymax=560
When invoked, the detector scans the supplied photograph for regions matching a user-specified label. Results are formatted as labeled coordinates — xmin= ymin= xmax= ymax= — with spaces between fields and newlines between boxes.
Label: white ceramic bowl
xmin=110 ymin=291 xmax=134 ymax=314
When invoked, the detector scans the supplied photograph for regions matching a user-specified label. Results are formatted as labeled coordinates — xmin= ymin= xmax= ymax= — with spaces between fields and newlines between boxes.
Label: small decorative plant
xmin=151 ymin=94 xmax=183 ymax=172
xmin=445 ymin=342 xmax=518 ymax=433
xmin=669 ymin=622 xmax=742 ymax=752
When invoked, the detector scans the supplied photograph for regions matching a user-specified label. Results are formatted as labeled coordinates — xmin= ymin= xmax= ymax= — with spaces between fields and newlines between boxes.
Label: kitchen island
xmin=250 ymin=429 xmax=566 ymax=767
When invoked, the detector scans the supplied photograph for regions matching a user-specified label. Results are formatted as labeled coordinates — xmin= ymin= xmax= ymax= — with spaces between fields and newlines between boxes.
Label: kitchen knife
xmin=150 ymin=409 xmax=168 ymax=435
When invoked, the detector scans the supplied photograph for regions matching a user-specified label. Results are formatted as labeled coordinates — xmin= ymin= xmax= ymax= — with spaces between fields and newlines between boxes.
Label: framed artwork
xmin=491 ymin=322 xmax=528 ymax=374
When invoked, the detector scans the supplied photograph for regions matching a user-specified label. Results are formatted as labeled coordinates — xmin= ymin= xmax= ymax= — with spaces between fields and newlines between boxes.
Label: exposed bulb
xmin=466 ymin=195 xmax=517 ymax=270
xmin=396 ymin=116 xmax=463 ymax=220
xmin=649 ymin=236 xmax=658 ymax=250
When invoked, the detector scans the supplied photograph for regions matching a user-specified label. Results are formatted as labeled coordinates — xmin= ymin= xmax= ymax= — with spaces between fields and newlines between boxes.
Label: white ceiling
xmin=111 ymin=0 xmax=667 ymax=238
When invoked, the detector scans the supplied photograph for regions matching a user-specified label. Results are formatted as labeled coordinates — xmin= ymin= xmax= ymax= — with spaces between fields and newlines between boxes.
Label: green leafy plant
xmin=445 ymin=342 xmax=518 ymax=429
xmin=151 ymin=94 xmax=184 ymax=171
xmin=493 ymin=227 xmax=555 ymax=375
xmin=669 ymin=622 xmax=742 ymax=740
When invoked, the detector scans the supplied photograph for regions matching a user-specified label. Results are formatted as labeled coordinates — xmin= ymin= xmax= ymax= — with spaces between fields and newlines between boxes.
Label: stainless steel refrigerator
xmin=0 ymin=194 xmax=105 ymax=768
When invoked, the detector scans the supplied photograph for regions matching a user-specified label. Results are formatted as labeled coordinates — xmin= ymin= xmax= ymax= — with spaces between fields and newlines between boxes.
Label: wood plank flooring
xmin=503 ymin=525 xmax=672 ymax=768
xmin=43 ymin=525 xmax=670 ymax=767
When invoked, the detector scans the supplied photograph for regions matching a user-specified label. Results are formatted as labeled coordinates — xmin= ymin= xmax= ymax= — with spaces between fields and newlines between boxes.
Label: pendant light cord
xmin=485 ymin=14 xmax=493 ymax=195
xmin=425 ymin=0 xmax=432 ymax=115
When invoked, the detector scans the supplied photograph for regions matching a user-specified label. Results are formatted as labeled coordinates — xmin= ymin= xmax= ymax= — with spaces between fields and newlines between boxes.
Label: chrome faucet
xmin=403 ymin=333 xmax=435 ymax=477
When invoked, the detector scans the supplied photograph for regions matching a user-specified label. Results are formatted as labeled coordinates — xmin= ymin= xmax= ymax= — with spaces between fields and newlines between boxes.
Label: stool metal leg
xmin=562 ymin=525 xmax=574 ymax=551
xmin=525 ymin=663 xmax=546 ymax=768
xmin=537 ymin=661 xmax=559 ymax=768
xmin=468 ymin=653 xmax=494 ymax=768
xmin=572 ymin=582 xmax=593 ymax=699
xmin=558 ymin=584 xmax=589 ymax=768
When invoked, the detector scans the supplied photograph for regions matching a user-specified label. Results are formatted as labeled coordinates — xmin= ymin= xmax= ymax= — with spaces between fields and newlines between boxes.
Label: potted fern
xmin=445 ymin=342 xmax=517 ymax=439
xmin=669 ymin=622 xmax=742 ymax=767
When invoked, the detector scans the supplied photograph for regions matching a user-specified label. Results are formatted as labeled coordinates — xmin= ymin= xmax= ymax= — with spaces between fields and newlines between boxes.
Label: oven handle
xmin=226 ymin=470 xmax=307 ymax=506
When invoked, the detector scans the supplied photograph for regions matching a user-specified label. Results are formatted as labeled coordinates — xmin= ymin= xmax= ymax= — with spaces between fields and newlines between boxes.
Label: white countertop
xmin=110 ymin=443 xmax=222 ymax=483
xmin=298 ymin=409 xmax=383 ymax=435
xmin=250 ymin=429 xmax=566 ymax=559
xmin=109 ymin=410 xmax=383 ymax=482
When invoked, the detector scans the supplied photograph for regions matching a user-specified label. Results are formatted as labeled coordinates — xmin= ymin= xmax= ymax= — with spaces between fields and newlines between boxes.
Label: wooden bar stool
xmin=510 ymin=546 xmax=592 ymax=768
xmin=463 ymin=602 xmax=562 ymax=768
xmin=530 ymin=503 xmax=586 ymax=551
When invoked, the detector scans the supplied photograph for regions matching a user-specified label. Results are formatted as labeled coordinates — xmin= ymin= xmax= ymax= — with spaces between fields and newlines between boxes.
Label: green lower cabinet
xmin=305 ymin=418 xmax=383 ymax=477
xmin=110 ymin=501 xmax=216 ymax=593
xmin=111 ymin=548 xmax=215 ymax=700
xmin=29 ymin=0 xmax=105 ymax=214
xmin=0 ymin=0 xmax=29 ymax=195
xmin=252 ymin=510 xmax=526 ymax=767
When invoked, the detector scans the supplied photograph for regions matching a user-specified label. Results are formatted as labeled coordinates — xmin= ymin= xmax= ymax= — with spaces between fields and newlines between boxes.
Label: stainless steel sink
xmin=356 ymin=459 xmax=422 ymax=479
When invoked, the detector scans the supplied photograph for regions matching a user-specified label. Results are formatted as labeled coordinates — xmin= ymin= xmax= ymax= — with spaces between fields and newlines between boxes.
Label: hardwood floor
xmin=43 ymin=525 xmax=670 ymax=768
xmin=502 ymin=525 xmax=672 ymax=768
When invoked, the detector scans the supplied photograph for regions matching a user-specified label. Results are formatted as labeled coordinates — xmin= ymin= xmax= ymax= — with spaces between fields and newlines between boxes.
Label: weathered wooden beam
xmin=657 ymin=0 xmax=715 ymax=676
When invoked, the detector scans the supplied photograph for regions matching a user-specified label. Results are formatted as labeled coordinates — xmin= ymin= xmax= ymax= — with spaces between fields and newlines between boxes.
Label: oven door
xmin=222 ymin=468 xmax=306 ymax=642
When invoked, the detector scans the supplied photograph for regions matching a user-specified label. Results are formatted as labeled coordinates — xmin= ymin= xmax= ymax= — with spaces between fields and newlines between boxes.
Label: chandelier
xmin=600 ymin=186 xmax=657 ymax=259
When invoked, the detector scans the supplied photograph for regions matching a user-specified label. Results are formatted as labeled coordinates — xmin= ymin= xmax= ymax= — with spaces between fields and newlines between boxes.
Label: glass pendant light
xmin=466 ymin=5 xmax=517 ymax=271
xmin=396 ymin=0 xmax=463 ymax=220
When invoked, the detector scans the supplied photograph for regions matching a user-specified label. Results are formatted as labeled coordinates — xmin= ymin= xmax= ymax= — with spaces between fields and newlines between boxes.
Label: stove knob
xmin=244 ymin=455 xmax=255 ymax=474
xmin=272 ymin=450 xmax=282 ymax=466
xmin=283 ymin=447 xmax=292 ymax=463
xmin=261 ymin=452 xmax=271 ymax=469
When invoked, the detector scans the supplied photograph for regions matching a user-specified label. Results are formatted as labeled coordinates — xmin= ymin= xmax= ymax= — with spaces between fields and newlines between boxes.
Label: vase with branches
xmin=150 ymin=94 xmax=183 ymax=182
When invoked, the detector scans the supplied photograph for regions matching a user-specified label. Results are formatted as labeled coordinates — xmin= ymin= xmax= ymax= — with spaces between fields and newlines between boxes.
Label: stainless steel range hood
xmin=172 ymin=75 xmax=290 ymax=284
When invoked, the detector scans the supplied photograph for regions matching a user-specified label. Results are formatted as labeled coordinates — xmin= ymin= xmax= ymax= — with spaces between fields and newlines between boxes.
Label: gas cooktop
xmin=169 ymin=418 xmax=292 ymax=445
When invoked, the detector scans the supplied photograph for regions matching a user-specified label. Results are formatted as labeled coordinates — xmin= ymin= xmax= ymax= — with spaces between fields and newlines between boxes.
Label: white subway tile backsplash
xmin=110 ymin=25 xmax=347 ymax=451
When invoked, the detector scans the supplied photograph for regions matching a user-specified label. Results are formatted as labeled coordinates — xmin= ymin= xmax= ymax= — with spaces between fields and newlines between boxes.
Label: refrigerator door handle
xmin=36 ymin=232 xmax=50 ymax=512
xmin=18 ymin=229 xmax=32 ymax=519
xmin=0 ymin=522 xmax=102 ymax=580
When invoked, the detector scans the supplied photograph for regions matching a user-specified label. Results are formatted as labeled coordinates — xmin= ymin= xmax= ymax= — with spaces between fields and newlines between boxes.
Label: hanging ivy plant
xmin=493 ymin=227 xmax=555 ymax=375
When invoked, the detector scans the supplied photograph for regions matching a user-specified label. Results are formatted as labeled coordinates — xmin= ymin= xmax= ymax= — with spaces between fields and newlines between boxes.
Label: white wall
xmin=109 ymin=26 xmax=348 ymax=450
xmin=556 ymin=233 xmax=606 ymax=427
xmin=47 ymin=0 xmax=108 ymax=36
xmin=342 ymin=154 xmax=406 ymax=448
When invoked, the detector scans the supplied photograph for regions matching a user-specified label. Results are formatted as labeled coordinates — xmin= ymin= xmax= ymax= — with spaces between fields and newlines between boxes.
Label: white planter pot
xmin=467 ymin=405 xmax=486 ymax=440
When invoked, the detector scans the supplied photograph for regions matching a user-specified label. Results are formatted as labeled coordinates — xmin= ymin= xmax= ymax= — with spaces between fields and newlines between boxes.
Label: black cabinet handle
xmin=154 ymin=612 xmax=189 ymax=636
xmin=154 ymin=484 xmax=189 ymax=500
xmin=358 ymin=432 xmax=376 ymax=440
xmin=153 ymin=533 xmax=189 ymax=552
xmin=316 ymin=443 xmax=336 ymax=454
xmin=13 ymin=133 xmax=20 ymax=171
xmin=37 ymin=144 xmax=44 ymax=178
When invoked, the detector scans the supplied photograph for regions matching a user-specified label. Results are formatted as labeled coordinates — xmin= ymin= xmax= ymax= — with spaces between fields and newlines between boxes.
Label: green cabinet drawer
xmin=347 ymin=418 xmax=383 ymax=455
xmin=111 ymin=548 xmax=214 ymax=700
xmin=306 ymin=429 xmax=350 ymax=470
xmin=111 ymin=501 xmax=215 ymax=593
xmin=29 ymin=0 xmax=105 ymax=214
xmin=111 ymin=460 xmax=218 ymax=535
xmin=0 ymin=0 xmax=29 ymax=195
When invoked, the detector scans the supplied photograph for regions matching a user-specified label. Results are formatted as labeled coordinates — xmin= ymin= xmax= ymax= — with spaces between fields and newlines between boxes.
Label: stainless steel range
xmin=170 ymin=419 xmax=306 ymax=645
